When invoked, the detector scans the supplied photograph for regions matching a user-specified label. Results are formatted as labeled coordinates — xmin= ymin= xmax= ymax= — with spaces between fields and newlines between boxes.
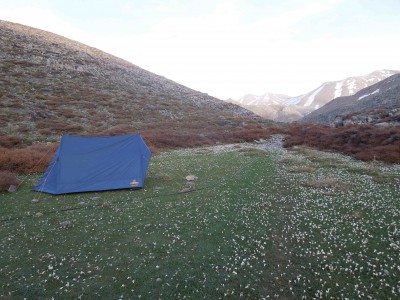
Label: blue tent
xmin=34 ymin=134 xmax=151 ymax=194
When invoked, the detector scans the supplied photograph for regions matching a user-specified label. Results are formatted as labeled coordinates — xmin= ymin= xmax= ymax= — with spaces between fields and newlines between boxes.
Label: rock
xmin=102 ymin=201 xmax=113 ymax=208
xmin=31 ymin=199 xmax=40 ymax=204
xmin=78 ymin=201 xmax=86 ymax=206
xmin=8 ymin=185 xmax=17 ymax=192
xmin=156 ymin=278 xmax=162 ymax=283
xmin=184 ymin=181 xmax=196 ymax=190
xmin=35 ymin=212 xmax=43 ymax=218
xmin=59 ymin=220 xmax=73 ymax=229
xmin=333 ymin=116 xmax=344 ymax=127
xmin=180 ymin=188 xmax=192 ymax=193
xmin=343 ymin=119 xmax=354 ymax=126
xmin=185 ymin=175 xmax=198 ymax=181
xmin=375 ymin=122 xmax=391 ymax=128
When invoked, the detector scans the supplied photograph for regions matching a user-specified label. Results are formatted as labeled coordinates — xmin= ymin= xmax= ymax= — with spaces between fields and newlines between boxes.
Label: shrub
xmin=284 ymin=124 xmax=400 ymax=163
xmin=0 ymin=144 xmax=57 ymax=174
xmin=0 ymin=171 xmax=21 ymax=192
xmin=0 ymin=134 xmax=23 ymax=148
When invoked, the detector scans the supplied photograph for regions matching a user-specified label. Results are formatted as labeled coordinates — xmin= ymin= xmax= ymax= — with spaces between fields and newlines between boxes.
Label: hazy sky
xmin=1 ymin=0 xmax=400 ymax=99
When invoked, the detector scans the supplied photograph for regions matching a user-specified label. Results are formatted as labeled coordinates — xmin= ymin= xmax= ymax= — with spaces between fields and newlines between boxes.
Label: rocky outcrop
xmin=332 ymin=108 xmax=400 ymax=127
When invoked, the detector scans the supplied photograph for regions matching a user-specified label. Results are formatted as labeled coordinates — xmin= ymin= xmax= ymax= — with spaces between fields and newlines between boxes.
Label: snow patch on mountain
xmin=282 ymin=95 xmax=303 ymax=106
xmin=237 ymin=93 xmax=290 ymax=106
xmin=305 ymin=85 xmax=324 ymax=107
xmin=358 ymin=88 xmax=380 ymax=101
xmin=347 ymin=78 xmax=357 ymax=94
xmin=334 ymin=81 xmax=343 ymax=99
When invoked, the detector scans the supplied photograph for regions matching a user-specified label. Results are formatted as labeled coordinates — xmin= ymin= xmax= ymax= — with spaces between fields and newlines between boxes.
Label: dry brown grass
xmin=0 ymin=144 xmax=57 ymax=174
xmin=284 ymin=124 xmax=400 ymax=163
xmin=278 ymin=154 xmax=307 ymax=166
xmin=0 ymin=133 xmax=23 ymax=148
xmin=0 ymin=171 xmax=21 ymax=192
xmin=302 ymin=177 xmax=353 ymax=192
xmin=287 ymin=166 xmax=316 ymax=173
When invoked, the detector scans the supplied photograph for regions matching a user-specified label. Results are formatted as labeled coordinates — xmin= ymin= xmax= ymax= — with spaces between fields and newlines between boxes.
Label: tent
xmin=34 ymin=134 xmax=151 ymax=194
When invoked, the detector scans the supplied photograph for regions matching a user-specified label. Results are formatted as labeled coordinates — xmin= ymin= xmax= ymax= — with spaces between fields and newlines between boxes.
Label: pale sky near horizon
xmin=1 ymin=0 xmax=400 ymax=99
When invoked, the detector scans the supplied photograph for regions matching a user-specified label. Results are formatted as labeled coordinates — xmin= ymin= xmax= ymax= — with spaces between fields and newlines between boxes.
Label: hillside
xmin=0 ymin=20 xmax=271 ymax=148
xmin=232 ymin=70 xmax=399 ymax=122
xmin=300 ymin=73 xmax=400 ymax=126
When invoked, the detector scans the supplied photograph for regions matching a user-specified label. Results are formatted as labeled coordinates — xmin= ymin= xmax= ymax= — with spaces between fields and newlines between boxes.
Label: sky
xmin=1 ymin=0 xmax=400 ymax=99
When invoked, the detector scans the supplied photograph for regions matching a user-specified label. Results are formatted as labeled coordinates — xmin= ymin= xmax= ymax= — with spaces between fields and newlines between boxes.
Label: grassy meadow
xmin=1 ymin=143 xmax=399 ymax=299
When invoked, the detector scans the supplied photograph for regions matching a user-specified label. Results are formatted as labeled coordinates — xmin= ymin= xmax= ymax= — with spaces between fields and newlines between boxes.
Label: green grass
xmin=1 ymin=145 xmax=400 ymax=299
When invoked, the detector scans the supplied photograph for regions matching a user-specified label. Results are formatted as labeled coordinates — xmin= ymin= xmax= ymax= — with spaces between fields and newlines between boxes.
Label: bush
xmin=0 ymin=171 xmax=21 ymax=192
xmin=0 ymin=144 xmax=57 ymax=174
xmin=0 ymin=133 xmax=23 ymax=148
xmin=283 ymin=124 xmax=400 ymax=163
xmin=141 ymin=126 xmax=283 ymax=151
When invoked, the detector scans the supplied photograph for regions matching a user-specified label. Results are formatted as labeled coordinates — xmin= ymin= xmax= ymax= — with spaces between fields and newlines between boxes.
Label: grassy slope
xmin=1 ymin=145 xmax=399 ymax=299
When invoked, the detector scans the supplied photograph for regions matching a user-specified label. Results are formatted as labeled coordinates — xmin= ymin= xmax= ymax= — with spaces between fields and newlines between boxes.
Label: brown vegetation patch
xmin=0 ymin=171 xmax=21 ymax=192
xmin=0 ymin=133 xmax=23 ymax=148
xmin=0 ymin=143 xmax=57 ymax=174
xmin=0 ymin=126 xmax=284 ymax=174
xmin=277 ymin=155 xmax=306 ymax=166
xmin=302 ymin=177 xmax=352 ymax=192
xmin=238 ymin=148 xmax=266 ymax=156
xmin=287 ymin=166 xmax=316 ymax=173
xmin=284 ymin=124 xmax=400 ymax=163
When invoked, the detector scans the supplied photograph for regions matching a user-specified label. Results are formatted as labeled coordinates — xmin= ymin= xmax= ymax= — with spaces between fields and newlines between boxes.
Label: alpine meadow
xmin=1 ymin=12 xmax=400 ymax=300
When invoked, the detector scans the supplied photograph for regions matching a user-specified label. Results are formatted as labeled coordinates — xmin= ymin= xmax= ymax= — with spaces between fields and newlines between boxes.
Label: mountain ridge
xmin=231 ymin=70 xmax=399 ymax=122
xmin=299 ymin=73 xmax=400 ymax=126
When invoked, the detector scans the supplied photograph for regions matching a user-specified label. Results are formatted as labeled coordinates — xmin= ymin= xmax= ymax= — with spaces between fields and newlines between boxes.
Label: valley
xmin=0 ymin=18 xmax=399 ymax=299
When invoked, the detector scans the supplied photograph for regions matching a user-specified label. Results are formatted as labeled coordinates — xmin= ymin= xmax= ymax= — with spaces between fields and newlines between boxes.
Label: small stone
xmin=8 ymin=185 xmax=17 ymax=192
xmin=102 ymin=201 xmax=113 ymax=208
xmin=78 ymin=201 xmax=86 ymax=206
xmin=35 ymin=212 xmax=43 ymax=218
xmin=375 ymin=122 xmax=391 ymax=128
xmin=156 ymin=278 xmax=162 ymax=283
xmin=185 ymin=175 xmax=198 ymax=181
xmin=31 ymin=199 xmax=40 ymax=204
xmin=59 ymin=220 xmax=73 ymax=229
xmin=184 ymin=181 xmax=196 ymax=189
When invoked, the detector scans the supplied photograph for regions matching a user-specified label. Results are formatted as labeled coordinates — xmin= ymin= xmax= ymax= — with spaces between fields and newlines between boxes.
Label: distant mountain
xmin=299 ymin=73 xmax=400 ymax=126
xmin=234 ymin=93 xmax=290 ymax=106
xmin=228 ymin=93 xmax=303 ymax=122
xmin=231 ymin=70 xmax=399 ymax=122
xmin=0 ymin=20 xmax=269 ymax=145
